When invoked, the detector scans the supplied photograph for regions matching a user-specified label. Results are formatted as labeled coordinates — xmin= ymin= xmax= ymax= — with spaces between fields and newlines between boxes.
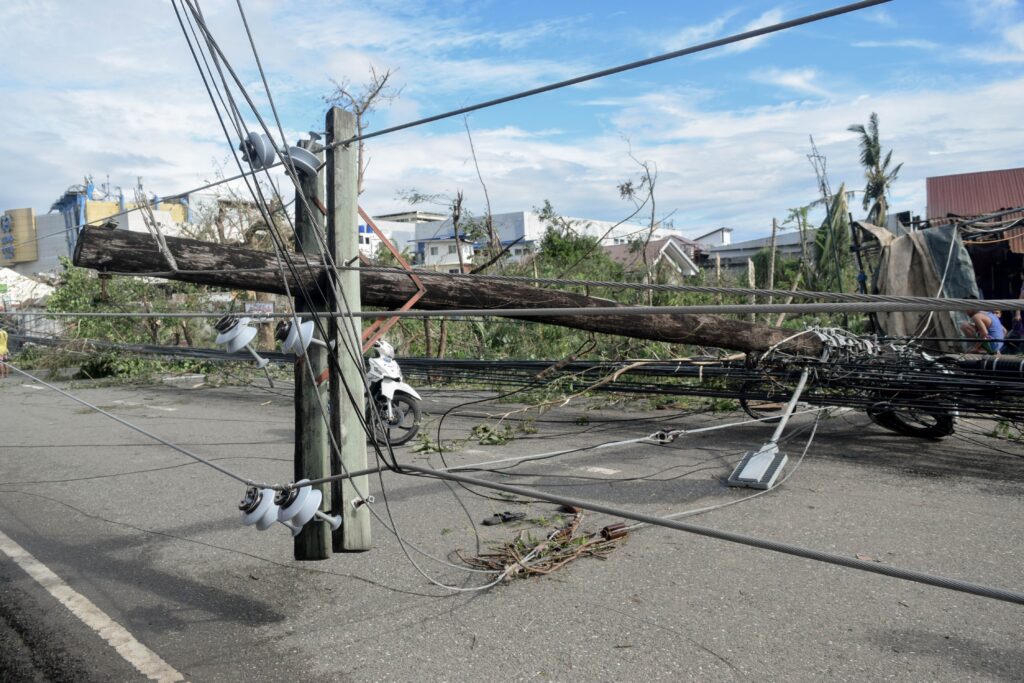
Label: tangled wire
xmin=461 ymin=509 xmax=627 ymax=579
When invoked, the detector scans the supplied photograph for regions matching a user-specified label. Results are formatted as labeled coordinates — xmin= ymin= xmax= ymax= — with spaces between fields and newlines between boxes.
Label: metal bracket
xmin=727 ymin=368 xmax=810 ymax=490
xmin=351 ymin=495 xmax=375 ymax=511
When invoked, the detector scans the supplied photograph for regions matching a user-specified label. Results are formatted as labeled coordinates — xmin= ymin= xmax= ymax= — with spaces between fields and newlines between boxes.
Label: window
xmin=448 ymin=268 xmax=461 ymax=274
xmin=430 ymin=246 xmax=438 ymax=256
xmin=448 ymin=244 xmax=457 ymax=254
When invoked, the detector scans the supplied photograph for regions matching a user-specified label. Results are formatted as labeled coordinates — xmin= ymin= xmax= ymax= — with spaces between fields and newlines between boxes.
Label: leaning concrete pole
xmin=326 ymin=107 xmax=371 ymax=551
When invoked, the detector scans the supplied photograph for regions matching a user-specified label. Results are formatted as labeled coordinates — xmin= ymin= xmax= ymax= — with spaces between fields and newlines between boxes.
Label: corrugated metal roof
xmin=926 ymin=167 xmax=1024 ymax=220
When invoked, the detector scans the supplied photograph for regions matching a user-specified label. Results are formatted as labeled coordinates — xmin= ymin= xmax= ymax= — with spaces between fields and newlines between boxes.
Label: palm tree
xmin=847 ymin=112 xmax=903 ymax=225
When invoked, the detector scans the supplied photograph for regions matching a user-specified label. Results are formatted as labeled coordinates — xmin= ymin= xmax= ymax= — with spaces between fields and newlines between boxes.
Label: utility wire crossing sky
xmin=1 ymin=1 xmax=1022 ymax=239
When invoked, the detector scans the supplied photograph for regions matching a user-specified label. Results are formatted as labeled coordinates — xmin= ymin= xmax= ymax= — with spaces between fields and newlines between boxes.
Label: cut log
xmin=73 ymin=226 xmax=821 ymax=354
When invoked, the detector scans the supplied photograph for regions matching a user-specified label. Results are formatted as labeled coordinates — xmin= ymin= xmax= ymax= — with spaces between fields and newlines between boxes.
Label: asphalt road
xmin=0 ymin=372 xmax=1022 ymax=681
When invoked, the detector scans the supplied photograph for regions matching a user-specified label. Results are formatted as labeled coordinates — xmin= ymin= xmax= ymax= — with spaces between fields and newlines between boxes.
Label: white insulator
xmin=285 ymin=145 xmax=319 ymax=178
xmin=239 ymin=487 xmax=279 ymax=531
xmin=239 ymin=132 xmax=276 ymax=170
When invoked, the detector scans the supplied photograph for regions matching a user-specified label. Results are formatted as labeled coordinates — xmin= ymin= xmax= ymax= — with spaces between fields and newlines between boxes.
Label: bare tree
xmin=181 ymin=177 xmax=290 ymax=349
xmin=463 ymin=117 xmax=503 ymax=266
xmin=618 ymin=151 xmax=672 ymax=306
xmin=324 ymin=66 xmax=402 ymax=195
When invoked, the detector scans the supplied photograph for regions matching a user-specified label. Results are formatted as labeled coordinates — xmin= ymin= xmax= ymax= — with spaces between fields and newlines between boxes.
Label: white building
xmin=708 ymin=229 xmax=815 ymax=270
xmin=407 ymin=210 xmax=694 ymax=273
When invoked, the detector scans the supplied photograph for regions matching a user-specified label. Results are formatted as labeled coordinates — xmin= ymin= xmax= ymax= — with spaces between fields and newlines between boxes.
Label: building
xmin=926 ymin=167 xmax=1024 ymax=221
xmin=926 ymin=167 xmax=1024 ymax=302
xmin=3 ymin=179 xmax=189 ymax=277
xmin=690 ymin=227 xmax=733 ymax=249
xmin=707 ymin=229 xmax=815 ymax=271
xmin=603 ymin=235 xmax=701 ymax=280
xmin=408 ymin=210 xmax=694 ymax=273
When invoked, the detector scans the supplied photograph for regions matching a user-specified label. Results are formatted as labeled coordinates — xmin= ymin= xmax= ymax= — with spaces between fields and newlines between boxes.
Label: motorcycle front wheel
xmin=370 ymin=393 xmax=422 ymax=446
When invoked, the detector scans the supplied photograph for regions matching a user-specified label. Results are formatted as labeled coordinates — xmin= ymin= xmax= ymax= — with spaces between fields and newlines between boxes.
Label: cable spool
xmin=285 ymin=145 xmax=319 ymax=178
xmin=239 ymin=487 xmax=279 ymax=530
xmin=239 ymin=131 xmax=276 ymax=170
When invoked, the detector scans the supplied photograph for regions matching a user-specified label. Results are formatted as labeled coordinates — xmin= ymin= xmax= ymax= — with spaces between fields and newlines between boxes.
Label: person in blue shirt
xmin=960 ymin=301 xmax=1005 ymax=354
xmin=1014 ymin=278 xmax=1023 ymax=326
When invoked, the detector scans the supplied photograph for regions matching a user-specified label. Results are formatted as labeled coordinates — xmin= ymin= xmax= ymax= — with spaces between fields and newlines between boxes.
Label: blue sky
xmin=1 ymin=0 xmax=1022 ymax=240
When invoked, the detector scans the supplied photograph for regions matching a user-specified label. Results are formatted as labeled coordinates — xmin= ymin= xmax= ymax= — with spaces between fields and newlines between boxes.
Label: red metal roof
xmin=926 ymin=167 xmax=1024 ymax=220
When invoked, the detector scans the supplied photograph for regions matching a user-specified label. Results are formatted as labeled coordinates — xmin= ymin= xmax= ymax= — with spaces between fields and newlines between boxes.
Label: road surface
xmin=0 ymin=374 xmax=1022 ymax=681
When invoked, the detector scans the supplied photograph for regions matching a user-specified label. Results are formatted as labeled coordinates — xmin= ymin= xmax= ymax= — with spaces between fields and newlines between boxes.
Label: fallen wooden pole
xmin=72 ymin=226 xmax=821 ymax=355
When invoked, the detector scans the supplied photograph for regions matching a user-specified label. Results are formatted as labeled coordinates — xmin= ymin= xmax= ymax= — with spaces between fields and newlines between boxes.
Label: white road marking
xmin=0 ymin=529 xmax=185 ymax=682
xmin=20 ymin=384 xmax=42 ymax=390
xmin=580 ymin=466 xmax=621 ymax=475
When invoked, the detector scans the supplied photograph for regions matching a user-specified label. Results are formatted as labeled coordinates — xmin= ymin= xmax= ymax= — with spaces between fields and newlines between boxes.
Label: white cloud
xmin=659 ymin=11 xmax=737 ymax=51
xmin=751 ymin=68 xmax=832 ymax=97
xmin=853 ymin=39 xmax=938 ymax=50
xmin=356 ymin=76 xmax=1024 ymax=240
xmin=1 ymin=1 xmax=1022 ymax=248
xmin=959 ymin=21 xmax=1024 ymax=62
xmin=715 ymin=8 xmax=787 ymax=56
xmin=965 ymin=0 xmax=1018 ymax=26
xmin=862 ymin=9 xmax=897 ymax=27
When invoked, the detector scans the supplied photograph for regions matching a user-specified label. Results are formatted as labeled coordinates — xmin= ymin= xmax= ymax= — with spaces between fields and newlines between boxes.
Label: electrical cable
xmin=11 ymin=296 xmax=1024 ymax=320
xmin=319 ymin=0 xmax=894 ymax=150
xmin=396 ymin=462 xmax=1024 ymax=605
xmin=180 ymin=4 xmax=511 ymax=587
xmin=5 ymin=362 xmax=270 ymax=489
xmin=622 ymin=413 xmax=822 ymax=531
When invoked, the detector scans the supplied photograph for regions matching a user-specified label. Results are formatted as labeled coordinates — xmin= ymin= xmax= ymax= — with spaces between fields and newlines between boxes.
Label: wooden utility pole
xmin=715 ymin=254 xmax=722 ymax=305
xmin=292 ymin=139 xmax=331 ymax=561
xmin=72 ymin=227 xmax=824 ymax=356
xmin=746 ymin=258 xmax=756 ymax=323
xmin=326 ymin=107 xmax=371 ymax=551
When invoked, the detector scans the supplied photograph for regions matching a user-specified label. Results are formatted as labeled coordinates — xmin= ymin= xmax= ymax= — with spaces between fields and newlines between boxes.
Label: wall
xmin=1 ymin=208 xmax=39 ymax=266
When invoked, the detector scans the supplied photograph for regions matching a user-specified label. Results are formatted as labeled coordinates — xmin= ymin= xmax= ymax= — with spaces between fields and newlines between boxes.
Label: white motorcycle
xmin=365 ymin=339 xmax=422 ymax=446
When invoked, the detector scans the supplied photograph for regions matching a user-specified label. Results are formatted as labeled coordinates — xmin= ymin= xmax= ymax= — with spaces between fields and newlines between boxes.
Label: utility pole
xmin=292 ymin=138 xmax=331 ymax=561
xmin=73 ymin=227 xmax=825 ymax=355
xmin=326 ymin=107 xmax=371 ymax=551
xmin=715 ymin=254 xmax=722 ymax=306
xmin=747 ymin=258 xmax=756 ymax=323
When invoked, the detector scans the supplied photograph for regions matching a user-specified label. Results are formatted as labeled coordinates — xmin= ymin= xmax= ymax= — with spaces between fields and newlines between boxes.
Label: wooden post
xmin=773 ymin=271 xmax=803 ymax=328
xmin=292 ymin=139 xmax=331 ymax=561
xmin=715 ymin=254 xmax=722 ymax=305
xmin=747 ymin=258 xmax=756 ymax=323
xmin=767 ymin=217 xmax=777 ymax=323
xmin=327 ymin=107 xmax=371 ymax=551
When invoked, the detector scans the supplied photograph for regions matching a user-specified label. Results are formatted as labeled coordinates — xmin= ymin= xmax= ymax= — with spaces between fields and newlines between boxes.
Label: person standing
xmin=0 ymin=326 xmax=8 ymax=378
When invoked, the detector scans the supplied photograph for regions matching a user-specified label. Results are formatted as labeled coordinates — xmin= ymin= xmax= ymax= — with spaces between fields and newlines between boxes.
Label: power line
xmin=6 ymin=297 xmax=1022 ymax=319
xmin=396 ymin=463 xmax=1024 ymax=605
xmin=323 ymin=0 xmax=893 ymax=149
